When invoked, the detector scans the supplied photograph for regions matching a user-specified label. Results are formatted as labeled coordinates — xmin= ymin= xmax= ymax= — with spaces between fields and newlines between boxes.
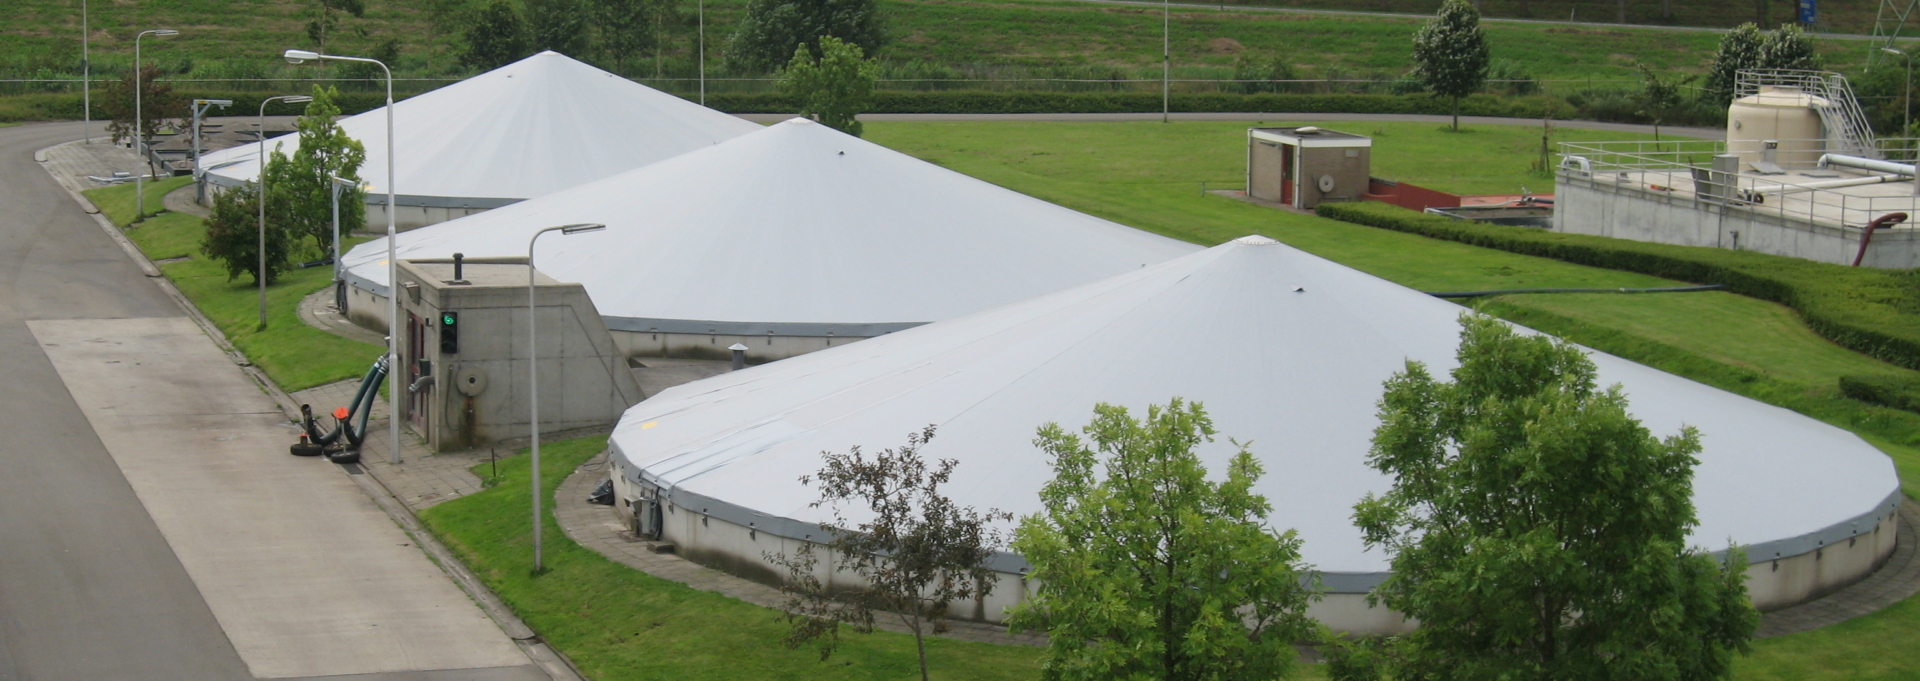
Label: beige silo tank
xmin=1727 ymin=86 xmax=1829 ymax=169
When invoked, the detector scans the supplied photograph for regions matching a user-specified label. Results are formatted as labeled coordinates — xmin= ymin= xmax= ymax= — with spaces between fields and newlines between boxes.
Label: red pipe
xmin=1853 ymin=212 xmax=1908 ymax=267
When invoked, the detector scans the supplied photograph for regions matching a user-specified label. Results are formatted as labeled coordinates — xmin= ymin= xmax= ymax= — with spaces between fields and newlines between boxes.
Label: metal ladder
xmin=1737 ymin=69 xmax=1881 ymax=159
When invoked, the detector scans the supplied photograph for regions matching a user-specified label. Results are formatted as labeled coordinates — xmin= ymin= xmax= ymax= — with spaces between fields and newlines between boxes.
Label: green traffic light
xmin=443 ymin=314 xmax=455 ymax=325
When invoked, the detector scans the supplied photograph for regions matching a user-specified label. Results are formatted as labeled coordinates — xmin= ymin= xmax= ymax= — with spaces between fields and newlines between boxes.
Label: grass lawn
xmin=418 ymin=437 xmax=1058 ymax=681
xmin=83 ymin=175 xmax=191 ymax=226
xmin=82 ymin=180 xmax=383 ymax=391
xmin=866 ymin=118 xmax=1920 ymax=679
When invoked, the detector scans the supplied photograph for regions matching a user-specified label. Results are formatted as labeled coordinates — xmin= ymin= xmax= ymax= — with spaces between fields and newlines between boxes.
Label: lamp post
xmin=285 ymin=48 xmax=400 ymax=465
xmin=257 ymin=94 xmax=313 ymax=329
xmin=81 ymin=0 xmax=89 ymax=144
xmin=1886 ymin=48 xmax=1919 ymax=197
xmin=698 ymin=0 xmax=706 ymax=105
xmin=191 ymin=98 xmax=232 ymax=204
xmin=329 ymin=175 xmax=366 ymax=311
xmin=134 ymin=29 xmax=178 ymax=220
xmin=527 ymin=222 xmax=606 ymax=573
xmin=1161 ymin=0 xmax=1169 ymax=124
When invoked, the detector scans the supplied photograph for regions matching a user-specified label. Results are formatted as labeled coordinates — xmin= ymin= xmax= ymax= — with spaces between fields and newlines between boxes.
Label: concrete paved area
xmin=1758 ymin=503 xmax=1920 ymax=638
xmin=30 ymin=317 xmax=533 ymax=679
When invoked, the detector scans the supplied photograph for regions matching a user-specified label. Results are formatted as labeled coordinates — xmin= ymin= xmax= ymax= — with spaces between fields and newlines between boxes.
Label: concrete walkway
xmin=1757 ymin=503 xmax=1920 ymax=638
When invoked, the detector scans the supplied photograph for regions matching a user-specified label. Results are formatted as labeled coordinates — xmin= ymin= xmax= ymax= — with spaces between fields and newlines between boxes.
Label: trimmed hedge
xmin=1313 ymin=201 xmax=1920 ymax=371
xmin=3 ymin=90 xmax=1560 ymax=123
xmin=1839 ymin=374 xmax=1920 ymax=414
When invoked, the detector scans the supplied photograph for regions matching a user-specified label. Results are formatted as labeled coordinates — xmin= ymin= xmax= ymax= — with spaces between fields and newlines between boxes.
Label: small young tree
xmin=1350 ymin=314 xmax=1757 ymax=681
xmin=200 ymin=182 xmax=296 ymax=285
xmin=780 ymin=36 xmax=876 ymax=137
xmin=463 ymin=0 xmax=531 ymax=70
xmin=527 ymin=0 xmax=591 ymax=57
xmin=1703 ymin=23 xmax=1763 ymax=106
xmin=768 ymin=426 xmax=1012 ymax=681
xmin=103 ymin=63 xmax=186 ymax=175
xmin=727 ymin=0 xmax=885 ymax=73
xmin=279 ymin=86 xmax=367 ymax=255
xmin=1758 ymin=24 xmax=1821 ymax=72
xmin=1009 ymin=399 xmax=1319 ymax=681
xmin=1411 ymin=0 xmax=1488 ymax=132
xmin=1635 ymin=63 xmax=1693 ymax=141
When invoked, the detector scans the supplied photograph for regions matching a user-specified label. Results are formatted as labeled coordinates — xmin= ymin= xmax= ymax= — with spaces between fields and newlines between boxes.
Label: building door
xmin=1280 ymin=144 xmax=1295 ymax=206
xmin=406 ymin=312 xmax=428 ymax=433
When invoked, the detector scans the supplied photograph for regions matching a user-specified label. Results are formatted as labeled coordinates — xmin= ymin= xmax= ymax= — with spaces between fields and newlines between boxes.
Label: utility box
xmin=393 ymin=258 xmax=644 ymax=452
xmin=1246 ymin=127 xmax=1372 ymax=209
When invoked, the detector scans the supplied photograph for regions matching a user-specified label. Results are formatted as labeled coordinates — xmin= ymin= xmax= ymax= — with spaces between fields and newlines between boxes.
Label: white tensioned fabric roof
xmin=609 ymin=236 xmax=1901 ymax=589
xmin=340 ymin=118 xmax=1202 ymax=335
xmin=200 ymin=51 xmax=760 ymax=207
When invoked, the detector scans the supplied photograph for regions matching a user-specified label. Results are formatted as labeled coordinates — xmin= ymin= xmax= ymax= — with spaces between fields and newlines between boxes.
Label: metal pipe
xmin=1818 ymin=153 xmax=1918 ymax=177
xmin=1749 ymin=173 xmax=1904 ymax=195
xmin=1854 ymin=212 xmax=1909 ymax=266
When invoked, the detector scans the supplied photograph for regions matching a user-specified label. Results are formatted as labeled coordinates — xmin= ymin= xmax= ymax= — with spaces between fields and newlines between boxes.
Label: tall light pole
xmin=698 ymin=0 xmax=706 ymax=105
xmin=1886 ymin=47 xmax=1919 ymax=197
xmin=329 ymin=175 xmax=366 ymax=311
xmin=81 ymin=0 xmax=90 ymax=144
xmin=191 ymin=98 xmax=232 ymax=204
xmin=134 ymin=29 xmax=178 ymax=221
xmin=286 ymin=48 xmax=400 ymax=465
xmin=1162 ymin=0 xmax=1170 ymax=123
xmin=527 ymin=223 xmax=606 ymax=574
xmin=257 ymin=94 xmax=313 ymax=329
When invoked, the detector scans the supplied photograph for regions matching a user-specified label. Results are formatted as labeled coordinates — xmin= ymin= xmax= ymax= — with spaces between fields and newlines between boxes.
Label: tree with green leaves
xmin=278 ymin=86 xmax=367 ymax=255
xmin=201 ymin=182 xmax=295 ymax=285
xmin=727 ymin=0 xmax=885 ymax=73
xmin=1758 ymin=24 xmax=1821 ymax=72
xmin=1348 ymin=314 xmax=1757 ymax=681
xmin=527 ymin=0 xmax=591 ymax=57
xmin=463 ymin=0 xmax=531 ymax=70
xmin=590 ymin=0 xmax=661 ymax=72
xmin=1703 ymin=23 xmax=1763 ymax=106
xmin=767 ymin=426 xmax=1011 ymax=681
xmin=103 ymin=63 xmax=185 ymax=176
xmin=780 ymin=36 xmax=876 ymax=137
xmin=1008 ymin=399 xmax=1319 ymax=681
xmin=307 ymin=0 xmax=368 ymax=59
xmin=1411 ymin=0 xmax=1489 ymax=132
xmin=1635 ymin=63 xmax=1693 ymax=141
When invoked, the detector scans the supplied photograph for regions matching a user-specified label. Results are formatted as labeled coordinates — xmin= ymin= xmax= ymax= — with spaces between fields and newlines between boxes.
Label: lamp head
xmin=284 ymin=49 xmax=321 ymax=65
xmin=282 ymin=95 xmax=315 ymax=104
xmin=152 ymin=29 xmax=179 ymax=36
xmin=200 ymin=98 xmax=234 ymax=107
xmin=1885 ymin=47 xmax=1905 ymax=57
xmin=559 ymin=223 xmax=607 ymax=235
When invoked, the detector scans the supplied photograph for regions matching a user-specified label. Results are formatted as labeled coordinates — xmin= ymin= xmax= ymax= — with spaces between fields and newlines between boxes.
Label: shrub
xmin=1313 ymin=201 xmax=1920 ymax=370
xmin=1839 ymin=374 xmax=1920 ymax=414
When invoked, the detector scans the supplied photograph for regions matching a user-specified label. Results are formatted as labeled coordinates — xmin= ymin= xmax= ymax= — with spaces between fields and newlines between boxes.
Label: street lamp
xmin=257 ymin=94 xmax=313 ymax=329
xmin=81 ymin=0 xmax=89 ymax=144
xmin=329 ymin=175 xmax=368 ymax=311
xmin=1885 ymin=47 xmax=1918 ymax=196
xmin=191 ymin=98 xmax=232 ymax=204
xmin=285 ymin=47 xmax=401 ymax=465
xmin=134 ymin=29 xmax=178 ymax=220
xmin=1162 ymin=0 xmax=1170 ymax=124
xmin=527 ymin=222 xmax=606 ymax=573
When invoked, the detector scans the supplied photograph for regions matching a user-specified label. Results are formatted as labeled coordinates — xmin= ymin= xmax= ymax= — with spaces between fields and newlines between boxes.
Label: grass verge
xmin=418 ymin=437 xmax=1051 ymax=681
xmin=83 ymin=180 xmax=383 ymax=391
xmin=82 ymin=175 xmax=191 ymax=226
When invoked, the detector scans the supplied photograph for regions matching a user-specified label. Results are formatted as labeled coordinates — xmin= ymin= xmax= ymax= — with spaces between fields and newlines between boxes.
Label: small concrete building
xmin=390 ymin=259 xmax=643 ymax=452
xmin=1246 ymin=126 xmax=1371 ymax=209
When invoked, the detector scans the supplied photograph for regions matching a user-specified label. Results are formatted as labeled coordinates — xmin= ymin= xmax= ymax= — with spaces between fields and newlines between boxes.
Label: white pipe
xmin=1750 ymin=173 xmax=1904 ymax=195
xmin=1558 ymin=155 xmax=1592 ymax=176
xmin=1818 ymin=153 xmax=1917 ymax=177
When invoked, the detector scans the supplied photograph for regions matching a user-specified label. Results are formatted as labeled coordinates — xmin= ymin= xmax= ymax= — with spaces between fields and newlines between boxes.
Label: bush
xmin=1839 ymin=374 xmax=1920 ymax=414
xmin=1313 ymin=201 xmax=1920 ymax=370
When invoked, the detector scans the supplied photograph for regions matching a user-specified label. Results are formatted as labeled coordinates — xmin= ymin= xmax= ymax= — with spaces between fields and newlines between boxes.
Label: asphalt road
xmin=0 ymin=122 xmax=256 ymax=679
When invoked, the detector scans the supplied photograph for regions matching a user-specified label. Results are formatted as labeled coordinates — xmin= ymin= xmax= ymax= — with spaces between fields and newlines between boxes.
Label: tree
xmin=1232 ymin=51 xmax=1299 ymax=94
xmin=767 ymin=426 xmax=1011 ymax=681
xmin=463 ymin=0 xmax=531 ymax=71
xmin=1411 ymin=0 xmax=1489 ymax=132
xmin=780 ymin=36 xmax=876 ymax=137
xmin=1635 ymin=63 xmax=1693 ymax=141
xmin=102 ymin=63 xmax=186 ymax=176
xmin=590 ymin=0 xmax=662 ymax=72
xmin=1350 ymin=314 xmax=1757 ymax=681
xmin=200 ymin=182 xmax=295 ymax=285
xmin=279 ymin=86 xmax=367 ymax=255
xmin=1758 ymin=24 xmax=1821 ymax=71
xmin=307 ymin=0 xmax=368 ymax=59
xmin=1703 ymin=23 xmax=1763 ymax=106
xmin=1008 ymin=399 xmax=1319 ymax=681
xmin=726 ymin=0 xmax=885 ymax=73
xmin=527 ymin=0 xmax=591 ymax=57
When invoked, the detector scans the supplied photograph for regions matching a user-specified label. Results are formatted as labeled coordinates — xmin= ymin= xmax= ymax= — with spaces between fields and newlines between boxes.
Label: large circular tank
xmin=1728 ymin=86 xmax=1829 ymax=169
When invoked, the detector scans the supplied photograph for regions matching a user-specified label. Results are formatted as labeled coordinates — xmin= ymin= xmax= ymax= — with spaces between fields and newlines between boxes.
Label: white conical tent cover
xmin=200 ymin=51 xmax=760 ymax=202
xmin=609 ymin=236 xmax=1900 ymax=584
xmin=341 ymin=118 xmax=1201 ymax=334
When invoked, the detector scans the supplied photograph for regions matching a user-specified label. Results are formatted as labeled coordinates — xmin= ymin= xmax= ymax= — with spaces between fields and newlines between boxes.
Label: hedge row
xmin=1312 ymin=201 xmax=1920 ymax=371
xmin=1839 ymin=374 xmax=1920 ymax=414
xmin=2 ymin=90 xmax=1560 ymax=123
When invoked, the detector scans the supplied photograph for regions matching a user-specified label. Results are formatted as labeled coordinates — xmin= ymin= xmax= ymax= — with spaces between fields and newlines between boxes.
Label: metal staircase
xmin=1737 ymin=69 xmax=1881 ymax=159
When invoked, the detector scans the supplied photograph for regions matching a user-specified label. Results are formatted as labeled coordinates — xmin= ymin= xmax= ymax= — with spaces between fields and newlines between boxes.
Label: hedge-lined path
xmin=740 ymin=112 xmax=1720 ymax=139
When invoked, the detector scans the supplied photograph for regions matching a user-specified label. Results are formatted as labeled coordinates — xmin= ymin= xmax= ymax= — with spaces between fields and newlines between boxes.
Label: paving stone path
xmin=1756 ymin=503 xmax=1920 ymax=638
